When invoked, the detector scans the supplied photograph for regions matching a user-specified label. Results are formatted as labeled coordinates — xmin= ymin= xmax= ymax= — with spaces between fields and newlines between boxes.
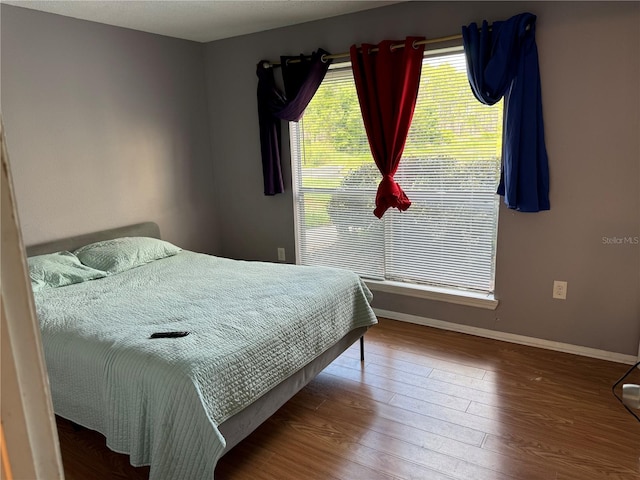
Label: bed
xmin=27 ymin=222 xmax=377 ymax=479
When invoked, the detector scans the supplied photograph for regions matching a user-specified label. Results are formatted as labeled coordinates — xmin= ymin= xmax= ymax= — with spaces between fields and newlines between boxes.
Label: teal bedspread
xmin=34 ymin=251 xmax=377 ymax=479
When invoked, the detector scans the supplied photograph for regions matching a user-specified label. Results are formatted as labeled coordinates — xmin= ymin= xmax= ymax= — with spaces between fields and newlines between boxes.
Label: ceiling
xmin=3 ymin=0 xmax=399 ymax=43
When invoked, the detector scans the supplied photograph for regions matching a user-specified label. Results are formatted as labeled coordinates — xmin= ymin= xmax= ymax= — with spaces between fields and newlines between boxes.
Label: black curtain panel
xmin=256 ymin=49 xmax=331 ymax=195
xmin=462 ymin=12 xmax=550 ymax=212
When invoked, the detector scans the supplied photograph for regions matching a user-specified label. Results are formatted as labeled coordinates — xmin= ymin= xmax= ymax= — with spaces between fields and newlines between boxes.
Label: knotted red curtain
xmin=350 ymin=37 xmax=425 ymax=218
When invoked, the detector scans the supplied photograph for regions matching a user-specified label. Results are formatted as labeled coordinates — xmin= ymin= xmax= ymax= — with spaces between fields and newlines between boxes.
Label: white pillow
xmin=74 ymin=237 xmax=181 ymax=274
xmin=28 ymin=251 xmax=107 ymax=292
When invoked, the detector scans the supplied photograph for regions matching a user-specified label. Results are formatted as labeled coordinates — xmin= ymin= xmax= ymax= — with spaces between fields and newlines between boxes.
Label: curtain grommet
xmin=320 ymin=54 xmax=328 ymax=63
xmin=412 ymin=40 xmax=419 ymax=50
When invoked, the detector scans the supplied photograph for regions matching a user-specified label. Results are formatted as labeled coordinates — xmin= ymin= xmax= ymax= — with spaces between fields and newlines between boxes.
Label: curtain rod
xmin=263 ymin=33 xmax=463 ymax=68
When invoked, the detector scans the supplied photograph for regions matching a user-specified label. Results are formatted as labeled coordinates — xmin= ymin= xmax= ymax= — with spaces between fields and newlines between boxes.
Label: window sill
xmin=364 ymin=279 xmax=499 ymax=310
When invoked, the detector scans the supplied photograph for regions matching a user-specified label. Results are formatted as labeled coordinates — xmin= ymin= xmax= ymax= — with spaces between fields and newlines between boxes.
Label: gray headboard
xmin=25 ymin=222 xmax=161 ymax=257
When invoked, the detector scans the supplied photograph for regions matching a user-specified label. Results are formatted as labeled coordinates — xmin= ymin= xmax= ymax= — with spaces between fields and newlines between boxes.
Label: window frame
xmin=290 ymin=47 xmax=500 ymax=310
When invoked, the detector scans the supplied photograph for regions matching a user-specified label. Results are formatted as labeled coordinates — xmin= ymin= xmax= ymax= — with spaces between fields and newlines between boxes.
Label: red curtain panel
xmin=350 ymin=37 xmax=425 ymax=218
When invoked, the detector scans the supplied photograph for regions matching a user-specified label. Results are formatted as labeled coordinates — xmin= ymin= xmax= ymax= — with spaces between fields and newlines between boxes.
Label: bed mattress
xmin=34 ymin=251 xmax=377 ymax=479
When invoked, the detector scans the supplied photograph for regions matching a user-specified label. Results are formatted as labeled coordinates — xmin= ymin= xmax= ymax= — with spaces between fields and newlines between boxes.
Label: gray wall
xmin=205 ymin=1 xmax=640 ymax=356
xmin=1 ymin=5 xmax=219 ymax=253
xmin=1 ymin=2 xmax=638 ymax=356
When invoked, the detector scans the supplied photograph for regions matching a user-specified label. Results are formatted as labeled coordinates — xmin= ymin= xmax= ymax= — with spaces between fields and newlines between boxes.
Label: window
xmin=290 ymin=47 xmax=502 ymax=295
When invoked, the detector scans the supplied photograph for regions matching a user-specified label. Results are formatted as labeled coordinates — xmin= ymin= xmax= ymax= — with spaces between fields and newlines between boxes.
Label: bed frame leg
xmin=70 ymin=420 xmax=85 ymax=432
xmin=360 ymin=336 xmax=365 ymax=362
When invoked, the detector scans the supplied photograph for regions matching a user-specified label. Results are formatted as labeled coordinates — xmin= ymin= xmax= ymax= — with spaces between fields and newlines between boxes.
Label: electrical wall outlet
xmin=553 ymin=280 xmax=567 ymax=300
xmin=277 ymin=247 xmax=286 ymax=262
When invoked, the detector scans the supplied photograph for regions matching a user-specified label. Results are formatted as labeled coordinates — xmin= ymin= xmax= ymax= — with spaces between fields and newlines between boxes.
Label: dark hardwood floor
xmin=57 ymin=318 xmax=640 ymax=479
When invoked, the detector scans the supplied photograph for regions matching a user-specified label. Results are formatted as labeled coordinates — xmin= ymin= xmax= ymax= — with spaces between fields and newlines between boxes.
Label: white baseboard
xmin=374 ymin=308 xmax=639 ymax=365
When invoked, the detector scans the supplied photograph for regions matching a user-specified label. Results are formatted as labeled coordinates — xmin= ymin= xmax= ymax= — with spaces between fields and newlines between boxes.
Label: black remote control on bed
xmin=149 ymin=331 xmax=190 ymax=339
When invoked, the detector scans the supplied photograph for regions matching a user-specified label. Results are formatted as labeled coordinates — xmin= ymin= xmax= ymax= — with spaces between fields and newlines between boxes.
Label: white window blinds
xmin=291 ymin=48 xmax=502 ymax=294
